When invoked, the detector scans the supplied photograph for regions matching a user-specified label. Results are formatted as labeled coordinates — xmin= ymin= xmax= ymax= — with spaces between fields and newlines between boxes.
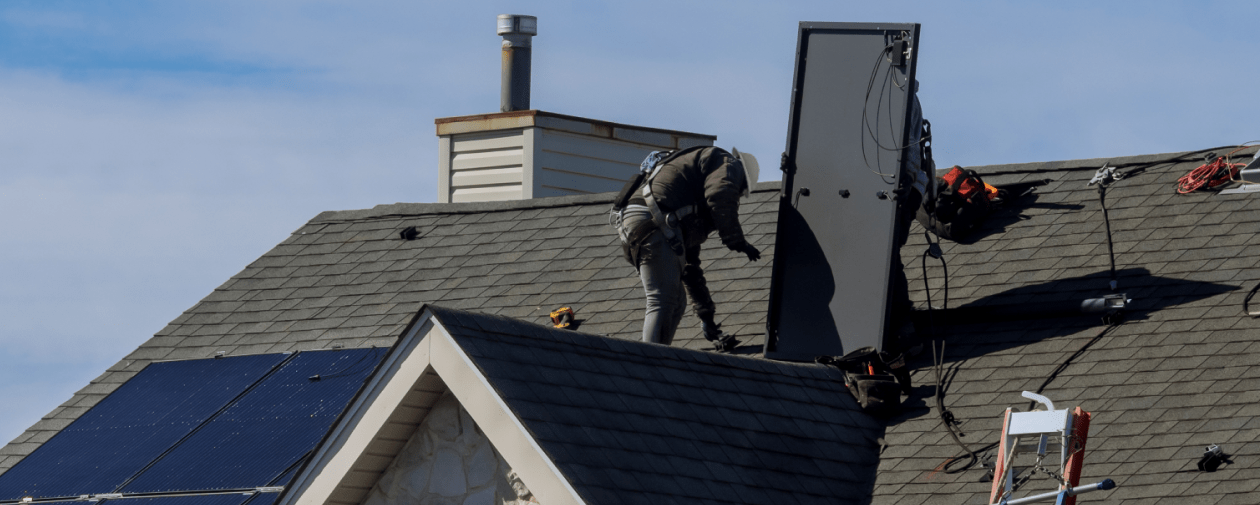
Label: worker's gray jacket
xmin=627 ymin=146 xmax=749 ymax=250
xmin=625 ymin=146 xmax=750 ymax=320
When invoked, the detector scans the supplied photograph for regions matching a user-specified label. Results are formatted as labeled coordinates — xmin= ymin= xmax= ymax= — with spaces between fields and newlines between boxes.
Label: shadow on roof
xmin=887 ymin=267 xmax=1236 ymax=426
xmin=946 ymin=179 xmax=1083 ymax=245
xmin=909 ymin=267 xmax=1237 ymax=360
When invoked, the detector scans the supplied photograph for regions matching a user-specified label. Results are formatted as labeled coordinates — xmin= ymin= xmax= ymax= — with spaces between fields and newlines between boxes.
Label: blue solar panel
xmin=121 ymin=348 xmax=387 ymax=493
xmin=100 ymin=496 xmax=255 ymax=505
xmin=0 ymin=354 xmax=290 ymax=500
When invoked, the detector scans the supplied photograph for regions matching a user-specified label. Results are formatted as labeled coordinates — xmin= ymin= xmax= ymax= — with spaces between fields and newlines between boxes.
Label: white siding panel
xmin=538 ymin=129 xmax=659 ymax=165
xmin=679 ymin=136 xmax=713 ymax=150
xmin=535 ymin=168 xmax=626 ymax=196
xmin=451 ymin=167 xmax=523 ymax=187
xmin=451 ymin=130 xmax=524 ymax=153
xmin=612 ymin=127 xmax=673 ymax=147
xmin=534 ymin=185 xmax=589 ymax=198
xmin=534 ymin=151 xmax=637 ymax=183
xmin=451 ymin=149 xmax=524 ymax=171
xmin=451 ymin=185 xmax=522 ymax=202
xmin=448 ymin=130 xmax=525 ymax=203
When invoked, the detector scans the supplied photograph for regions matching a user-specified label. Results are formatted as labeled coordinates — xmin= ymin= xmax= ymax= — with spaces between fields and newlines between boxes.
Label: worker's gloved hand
xmin=701 ymin=319 xmax=722 ymax=340
xmin=733 ymin=241 xmax=761 ymax=262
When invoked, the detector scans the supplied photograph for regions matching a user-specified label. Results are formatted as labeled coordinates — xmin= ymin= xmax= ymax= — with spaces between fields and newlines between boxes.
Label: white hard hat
xmin=731 ymin=148 xmax=759 ymax=198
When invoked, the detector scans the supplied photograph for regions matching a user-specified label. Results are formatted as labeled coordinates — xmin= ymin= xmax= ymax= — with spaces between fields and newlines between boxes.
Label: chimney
xmin=432 ymin=17 xmax=715 ymax=204
xmin=497 ymin=14 xmax=537 ymax=112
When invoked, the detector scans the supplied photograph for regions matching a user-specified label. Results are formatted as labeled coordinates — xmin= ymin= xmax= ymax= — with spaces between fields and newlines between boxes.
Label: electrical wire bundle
xmin=1176 ymin=156 xmax=1243 ymax=193
xmin=860 ymin=32 xmax=927 ymax=181
xmin=1175 ymin=144 xmax=1258 ymax=193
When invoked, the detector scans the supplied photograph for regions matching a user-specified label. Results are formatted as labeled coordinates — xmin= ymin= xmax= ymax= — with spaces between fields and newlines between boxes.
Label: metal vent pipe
xmin=497 ymin=14 xmax=537 ymax=112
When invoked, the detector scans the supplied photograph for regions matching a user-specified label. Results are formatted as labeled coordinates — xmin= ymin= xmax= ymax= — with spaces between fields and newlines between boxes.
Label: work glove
xmin=732 ymin=241 xmax=761 ymax=262
xmin=701 ymin=321 xmax=740 ymax=352
xmin=779 ymin=151 xmax=793 ymax=173
xmin=701 ymin=319 xmax=721 ymax=340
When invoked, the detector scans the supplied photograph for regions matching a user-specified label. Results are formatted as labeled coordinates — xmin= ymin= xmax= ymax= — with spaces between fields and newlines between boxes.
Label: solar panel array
xmin=0 ymin=348 xmax=387 ymax=505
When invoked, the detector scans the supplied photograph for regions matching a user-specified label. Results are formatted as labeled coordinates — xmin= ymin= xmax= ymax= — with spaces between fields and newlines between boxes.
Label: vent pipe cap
xmin=497 ymin=15 xmax=537 ymax=36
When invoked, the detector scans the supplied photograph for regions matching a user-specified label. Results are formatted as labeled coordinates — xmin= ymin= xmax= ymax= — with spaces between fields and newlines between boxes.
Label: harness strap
xmin=641 ymin=164 xmax=691 ymax=256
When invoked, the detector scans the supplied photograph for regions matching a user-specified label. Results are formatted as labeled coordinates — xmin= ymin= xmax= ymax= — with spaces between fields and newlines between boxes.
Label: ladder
xmin=989 ymin=392 xmax=1117 ymax=505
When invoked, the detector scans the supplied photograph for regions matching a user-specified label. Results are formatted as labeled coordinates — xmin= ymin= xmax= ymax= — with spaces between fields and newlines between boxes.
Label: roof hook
xmin=1020 ymin=391 xmax=1054 ymax=412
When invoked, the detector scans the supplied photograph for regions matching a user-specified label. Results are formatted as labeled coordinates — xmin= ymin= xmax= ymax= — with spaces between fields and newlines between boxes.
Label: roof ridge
xmin=963 ymin=145 xmax=1256 ymax=176
xmin=425 ymin=304 xmax=828 ymax=379
xmin=309 ymin=181 xmax=784 ymax=223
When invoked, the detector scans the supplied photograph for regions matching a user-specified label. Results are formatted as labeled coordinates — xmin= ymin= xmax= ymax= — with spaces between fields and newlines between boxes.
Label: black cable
xmin=860 ymin=39 xmax=931 ymax=181
xmin=860 ymin=42 xmax=897 ymax=179
xmin=1025 ymin=323 xmax=1121 ymax=411
xmin=921 ymin=239 xmax=949 ymax=311
xmin=915 ymin=135 xmax=984 ymax=474
xmin=1097 ymin=182 xmax=1117 ymax=291
xmin=1244 ymin=281 xmax=1260 ymax=317
xmin=933 ymin=341 xmax=998 ymax=474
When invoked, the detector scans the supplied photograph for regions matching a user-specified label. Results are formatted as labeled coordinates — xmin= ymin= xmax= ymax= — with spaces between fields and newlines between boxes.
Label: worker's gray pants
xmin=619 ymin=207 xmax=686 ymax=345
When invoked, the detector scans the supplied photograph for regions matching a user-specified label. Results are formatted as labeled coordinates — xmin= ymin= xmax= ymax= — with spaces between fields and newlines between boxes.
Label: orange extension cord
xmin=1176 ymin=146 xmax=1253 ymax=193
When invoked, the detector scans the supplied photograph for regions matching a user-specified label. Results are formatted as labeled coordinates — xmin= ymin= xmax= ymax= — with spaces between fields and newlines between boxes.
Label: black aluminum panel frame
xmin=765 ymin=22 xmax=921 ymax=361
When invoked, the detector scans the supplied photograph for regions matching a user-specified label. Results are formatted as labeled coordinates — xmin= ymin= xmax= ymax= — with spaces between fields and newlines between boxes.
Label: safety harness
xmin=611 ymin=148 xmax=702 ymax=265
xmin=639 ymin=161 xmax=697 ymax=257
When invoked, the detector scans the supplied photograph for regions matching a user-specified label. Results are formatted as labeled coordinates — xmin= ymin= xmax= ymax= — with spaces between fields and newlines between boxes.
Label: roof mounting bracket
xmin=1087 ymin=163 xmax=1120 ymax=187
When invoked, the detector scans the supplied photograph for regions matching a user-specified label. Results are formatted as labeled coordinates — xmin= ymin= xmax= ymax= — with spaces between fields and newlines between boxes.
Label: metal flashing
xmin=435 ymin=110 xmax=716 ymax=142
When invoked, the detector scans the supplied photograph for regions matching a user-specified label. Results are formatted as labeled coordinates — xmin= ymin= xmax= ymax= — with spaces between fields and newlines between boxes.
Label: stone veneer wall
xmin=362 ymin=391 xmax=540 ymax=505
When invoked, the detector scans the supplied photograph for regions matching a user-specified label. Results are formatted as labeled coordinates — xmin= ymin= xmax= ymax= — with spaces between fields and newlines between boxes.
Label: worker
xmin=885 ymin=89 xmax=934 ymax=352
xmin=611 ymin=146 xmax=761 ymax=351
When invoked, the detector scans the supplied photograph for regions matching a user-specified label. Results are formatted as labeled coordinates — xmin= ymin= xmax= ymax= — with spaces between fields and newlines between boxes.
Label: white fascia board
xmin=427 ymin=318 xmax=586 ymax=505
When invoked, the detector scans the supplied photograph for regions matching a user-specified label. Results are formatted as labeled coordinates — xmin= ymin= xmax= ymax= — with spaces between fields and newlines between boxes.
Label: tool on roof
xmin=817 ymin=347 xmax=912 ymax=417
xmin=549 ymin=307 xmax=574 ymax=329
xmin=1079 ymin=294 xmax=1129 ymax=314
xmin=1197 ymin=444 xmax=1231 ymax=472
xmin=989 ymin=392 xmax=1116 ymax=505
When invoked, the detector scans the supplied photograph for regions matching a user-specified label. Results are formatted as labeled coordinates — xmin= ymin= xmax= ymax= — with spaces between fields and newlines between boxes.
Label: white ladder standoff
xmin=989 ymin=392 xmax=1117 ymax=505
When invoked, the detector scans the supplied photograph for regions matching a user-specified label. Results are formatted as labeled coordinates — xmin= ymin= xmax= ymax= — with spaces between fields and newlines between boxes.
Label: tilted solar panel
xmin=120 ymin=348 xmax=388 ymax=493
xmin=0 ymin=354 xmax=290 ymax=500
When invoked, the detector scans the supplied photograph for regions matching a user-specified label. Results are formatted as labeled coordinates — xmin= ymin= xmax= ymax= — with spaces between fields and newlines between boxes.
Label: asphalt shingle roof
xmin=429 ymin=304 xmax=883 ymax=504
xmin=878 ymin=148 xmax=1260 ymax=504
xmin=6 ymin=147 xmax=1260 ymax=505
xmin=0 ymin=184 xmax=780 ymax=475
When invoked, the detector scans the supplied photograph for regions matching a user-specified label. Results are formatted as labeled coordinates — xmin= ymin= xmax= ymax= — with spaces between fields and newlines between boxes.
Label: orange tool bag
xmin=917 ymin=165 xmax=1000 ymax=241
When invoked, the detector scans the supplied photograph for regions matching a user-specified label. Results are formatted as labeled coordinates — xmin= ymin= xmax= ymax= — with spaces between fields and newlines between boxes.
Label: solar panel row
xmin=0 ymin=348 xmax=387 ymax=502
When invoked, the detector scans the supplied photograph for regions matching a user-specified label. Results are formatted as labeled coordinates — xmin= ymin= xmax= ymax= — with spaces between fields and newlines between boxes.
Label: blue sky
xmin=2 ymin=0 xmax=1258 ymax=444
